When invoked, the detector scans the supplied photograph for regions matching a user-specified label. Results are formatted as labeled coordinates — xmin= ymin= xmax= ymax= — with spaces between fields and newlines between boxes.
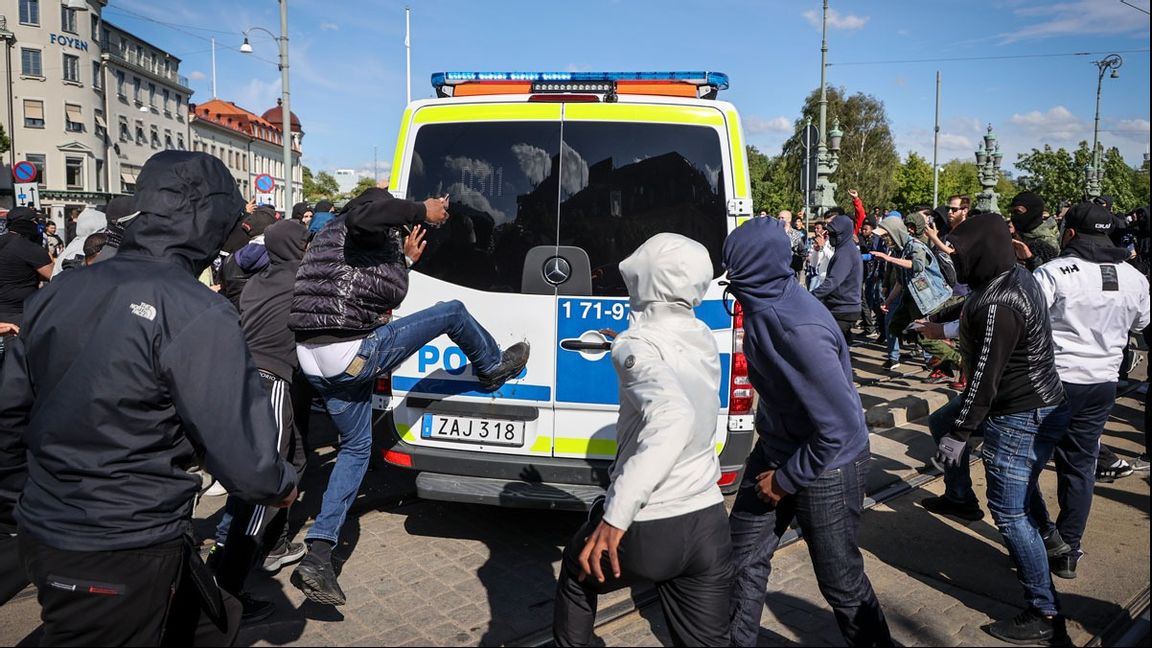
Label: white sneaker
xmin=204 ymin=480 xmax=229 ymax=497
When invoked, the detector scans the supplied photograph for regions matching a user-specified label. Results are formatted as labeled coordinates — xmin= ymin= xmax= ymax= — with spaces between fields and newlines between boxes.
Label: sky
xmin=104 ymin=0 xmax=1151 ymax=183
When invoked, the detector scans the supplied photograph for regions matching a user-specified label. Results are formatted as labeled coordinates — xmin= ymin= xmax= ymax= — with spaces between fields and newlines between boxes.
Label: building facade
xmin=189 ymin=98 xmax=303 ymax=210
xmin=0 ymin=0 xmax=193 ymax=225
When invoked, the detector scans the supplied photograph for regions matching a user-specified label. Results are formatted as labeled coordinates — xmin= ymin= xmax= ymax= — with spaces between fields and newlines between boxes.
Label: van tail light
xmin=375 ymin=375 xmax=392 ymax=396
xmin=382 ymin=449 xmax=412 ymax=467
xmin=717 ymin=471 xmax=740 ymax=488
xmin=728 ymin=301 xmax=753 ymax=415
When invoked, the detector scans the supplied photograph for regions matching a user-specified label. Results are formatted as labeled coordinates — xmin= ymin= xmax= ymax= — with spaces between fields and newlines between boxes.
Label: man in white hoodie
xmin=50 ymin=206 xmax=105 ymax=277
xmin=553 ymin=234 xmax=732 ymax=647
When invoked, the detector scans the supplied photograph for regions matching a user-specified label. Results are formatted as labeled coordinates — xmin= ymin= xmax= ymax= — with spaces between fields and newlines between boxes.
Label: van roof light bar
xmin=430 ymin=71 xmax=730 ymax=99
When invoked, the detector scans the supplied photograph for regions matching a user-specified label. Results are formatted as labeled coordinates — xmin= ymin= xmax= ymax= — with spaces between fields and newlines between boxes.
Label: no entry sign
xmin=254 ymin=173 xmax=276 ymax=193
xmin=12 ymin=160 xmax=38 ymax=183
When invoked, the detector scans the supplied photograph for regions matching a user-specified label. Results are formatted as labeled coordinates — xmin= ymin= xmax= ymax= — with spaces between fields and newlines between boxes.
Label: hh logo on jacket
xmin=130 ymin=302 xmax=157 ymax=321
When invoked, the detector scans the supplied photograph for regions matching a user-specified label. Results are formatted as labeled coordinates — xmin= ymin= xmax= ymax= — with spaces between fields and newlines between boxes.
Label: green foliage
xmin=748 ymin=145 xmax=800 ymax=214
xmin=302 ymin=166 xmax=342 ymax=202
xmin=1013 ymin=141 xmax=1146 ymax=213
xmin=0 ymin=124 xmax=9 ymax=156
xmin=891 ymin=152 xmax=934 ymax=211
xmin=779 ymin=86 xmax=900 ymax=214
xmin=349 ymin=176 xmax=377 ymax=198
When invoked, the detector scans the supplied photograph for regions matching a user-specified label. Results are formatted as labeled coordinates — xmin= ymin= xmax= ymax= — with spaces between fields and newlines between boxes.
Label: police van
xmin=374 ymin=71 xmax=756 ymax=510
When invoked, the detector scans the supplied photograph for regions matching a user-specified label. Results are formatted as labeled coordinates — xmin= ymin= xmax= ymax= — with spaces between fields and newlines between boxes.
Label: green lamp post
xmin=975 ymin=124 xmax=1003 ymax=214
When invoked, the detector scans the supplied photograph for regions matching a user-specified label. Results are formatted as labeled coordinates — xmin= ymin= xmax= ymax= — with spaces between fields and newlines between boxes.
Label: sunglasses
xmin=947 ymin=206 xmax=964 ymax=212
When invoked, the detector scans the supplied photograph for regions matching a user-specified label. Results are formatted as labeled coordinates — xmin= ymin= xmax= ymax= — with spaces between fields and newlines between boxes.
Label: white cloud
xmin=511 ymin=143 xmax=551 ymax=185
xmin=1008 ymin=105 xmax=1084 ymax=140
xmin=188 ymin=70 xmax=207 ymax=81
xmin=745 ymin=116 xmax=792 ymax=135
xmin=560 ymin=142 xmax=589 ymax=196
xmin=1000 ymin=0 xmax=1149 ymax=42
xmin=320 ymin=22 xmax=339 ymax=31
xmin=802 ymin=8 xmax=869 ymax=31
xmin=234 ymin=77 xmax=281 ymax=113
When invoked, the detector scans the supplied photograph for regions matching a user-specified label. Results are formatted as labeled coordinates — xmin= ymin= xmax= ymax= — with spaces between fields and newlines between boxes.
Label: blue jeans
xmin=303 ymin=300 xmax=503 ymax=544
xmin=1029 ymin=382 xmax=1116 ymax=556
xmin=729 ymin=441 xmax=892 ymax=647
xmin=928 ymin=395 xmax=982 ymax=504
xmin=981 ymin=405 xmax=1069 ymax=617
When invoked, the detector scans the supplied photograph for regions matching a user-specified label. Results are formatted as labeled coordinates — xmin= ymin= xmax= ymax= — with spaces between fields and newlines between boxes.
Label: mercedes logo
xmin=543 ymin=256 xmax=571 ymax=285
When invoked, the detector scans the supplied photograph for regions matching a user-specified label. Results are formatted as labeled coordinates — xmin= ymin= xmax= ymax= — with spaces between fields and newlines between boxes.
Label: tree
xmin=779 ymin=86 xmax=900 ymax=214
xmin=1013 ymin=141 xmax=1144 ymax=213
xmin=302 ymin=165 xmax=341 ymax=202
xmin=891 ymin=152 xmax=934 ymax=210
xmin=747 ymin=145 xmax=800 ymax=214
xmin=0 ymin=124 xmax=9 ymax=157
xmin=934 ymin=160 xmax=1018 ymax=210
xmin=348 ymin=176 xmax=376 ymax=198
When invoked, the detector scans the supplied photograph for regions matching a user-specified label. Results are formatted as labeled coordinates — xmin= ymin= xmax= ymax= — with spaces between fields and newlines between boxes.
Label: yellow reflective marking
xmin=411 ymin=103 xmax=563 ymax=124
xmin=726 ymin=109 xmax=750 ymax=198
xmin=736 ymin=216 xmax=751 ymax=227
xmin=389 ymin=106 xmax=413 ymax=190
xmin=563 ymin=103 xmax=724 ymax=126
xmin=395 ymin=421 xmax=417 ymax=443
xmin=554 ymin=437 xmax=618 ymax=456
xmin=529 ymin=435 xmax=551 ymax=453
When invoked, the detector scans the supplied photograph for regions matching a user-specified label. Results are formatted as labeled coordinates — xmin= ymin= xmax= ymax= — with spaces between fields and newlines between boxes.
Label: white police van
xmin=374 ymin=71 xmax=756 ymax=510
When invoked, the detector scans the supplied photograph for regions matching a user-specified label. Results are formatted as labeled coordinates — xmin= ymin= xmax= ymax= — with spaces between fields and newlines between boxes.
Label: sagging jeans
xmin=928 ymin=395 xmax=982 ymax=504
xmin=302 ymin=300 xmax=503 ymax=544
xmin=981 ymin=405 xmax=1069 ymax=617
xmin=729 ymin=440 xmax=892 ymax=647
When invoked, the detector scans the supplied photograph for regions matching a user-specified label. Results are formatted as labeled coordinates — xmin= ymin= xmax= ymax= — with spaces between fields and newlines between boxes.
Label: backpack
xmin=933 ymin=248 xmax=958 ymax=288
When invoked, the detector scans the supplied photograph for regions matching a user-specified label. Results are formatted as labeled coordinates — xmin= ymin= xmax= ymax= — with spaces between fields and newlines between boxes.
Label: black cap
xmin=314 ymin=199 xmax=334 ymax=213
xmin=4 ymin=206 xmax=38 ymax=222
xmin=1063 ymin=201 xmax=1114 ymax=237
xmin=1094 ymin=195 xmax=1115 ymax=212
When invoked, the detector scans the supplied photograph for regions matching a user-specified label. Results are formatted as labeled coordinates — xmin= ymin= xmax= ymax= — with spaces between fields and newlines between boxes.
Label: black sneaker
xmin=1042 ymin=529 xmax=1071 ymax=558
xmin=882 ymin=359 xmax=901 ymax=371
xmin=984 ymin=608 xmax=1067 ymax=645
xmin=477 ymin=342 xmax=531 ymax=392
xmin=1050 ymin=552 xmax=1079 ymax=580
xmin=262 ymin=540 xmax=306 ymax=573
xmin=290 ymin=551 xmax=346 ymax=606
xmin=920 ymin=495 xmax=985 ymax=521
xmin=1096 ymin=459 xmax=1133 ymax=483
xmin=238 ymin=593 xmax=276 ymax=625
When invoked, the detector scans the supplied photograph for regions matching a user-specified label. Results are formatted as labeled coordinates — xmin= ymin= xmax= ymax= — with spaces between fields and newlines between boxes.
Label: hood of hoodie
xmin=903 ymin=211 xmax=931 ymax=244
xmin=75 ymin=207 xmax=106 ymax=240
xmin=263 ymin=219 xmax=308 ymax=266
xmin=947 ymin=212 xmax=1016 ymax=289
xmin=876 ymin=216 xmax=911 ymax=252
xmin=290 ymin=201 xmax=311 ymax=221
xmin=722 ymin=216 xmax=795 ymax=311
xmin=619 ymin=233 xmax=712 ymax=321
xmin=826 ymin=213 xmax=855 ymax=249
xmin=118 ymin=151 xmax=247 ymax=275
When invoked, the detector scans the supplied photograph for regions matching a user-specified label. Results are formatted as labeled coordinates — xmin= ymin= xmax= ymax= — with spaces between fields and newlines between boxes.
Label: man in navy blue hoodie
xmin=723 ymin=217 xmax=892 ymax=647
xmin=810 ymin=209 xmax=863 ymax=344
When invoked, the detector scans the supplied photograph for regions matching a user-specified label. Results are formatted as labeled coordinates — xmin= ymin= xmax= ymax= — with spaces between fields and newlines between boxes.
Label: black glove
xmin=936 ymin=433 xmax=967 ymax=469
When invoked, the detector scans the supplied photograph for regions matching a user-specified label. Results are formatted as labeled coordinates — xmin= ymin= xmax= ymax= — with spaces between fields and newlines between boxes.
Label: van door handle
xmin=560 ymin=340 xmax=612 ymax=351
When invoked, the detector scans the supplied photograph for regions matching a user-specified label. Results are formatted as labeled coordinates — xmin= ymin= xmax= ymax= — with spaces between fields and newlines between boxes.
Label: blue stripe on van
xmin=392 ymin=376 xmax=552 ymax=402
xmin=694 ymin=300 xmax=732 ymax=332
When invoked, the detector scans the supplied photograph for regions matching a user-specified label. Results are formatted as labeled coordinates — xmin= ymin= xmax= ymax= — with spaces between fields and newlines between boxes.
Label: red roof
xmin=190 ymin=99 xmax=300 ymax=151
xmin=262 ymin=99 xmax=303 ymax=133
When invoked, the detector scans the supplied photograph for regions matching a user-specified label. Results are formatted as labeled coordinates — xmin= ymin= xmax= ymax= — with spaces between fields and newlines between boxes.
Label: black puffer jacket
xmin=290 ymin=188 xmax=426 ymax=342
xmin=946 ymin=213 xmax=1065 ymax=439
xmin=0 ymin=151 xmax=296 ymax=552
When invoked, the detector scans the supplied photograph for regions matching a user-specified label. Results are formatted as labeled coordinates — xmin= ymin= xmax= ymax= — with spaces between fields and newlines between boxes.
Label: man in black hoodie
xmin=0 ymin=151 xmax=298 ymax=644
xmin=811 ymin=209 xmax=863 ymax=344
xmin=920 ymin=213 xmax=1069 ymax=644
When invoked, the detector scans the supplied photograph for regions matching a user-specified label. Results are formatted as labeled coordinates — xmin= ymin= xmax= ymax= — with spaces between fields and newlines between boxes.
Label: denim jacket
xmin=901 ymin=239 xmax=951 ymax=315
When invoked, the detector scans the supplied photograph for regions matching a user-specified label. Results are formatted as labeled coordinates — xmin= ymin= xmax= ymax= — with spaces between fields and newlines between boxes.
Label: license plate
xmin=420 ymin=414 xmax=525 ymax=447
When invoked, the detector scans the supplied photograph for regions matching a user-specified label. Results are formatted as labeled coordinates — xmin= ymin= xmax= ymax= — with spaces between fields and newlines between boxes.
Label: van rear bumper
xmin=416 ymin=472 xmax=604 ymax=511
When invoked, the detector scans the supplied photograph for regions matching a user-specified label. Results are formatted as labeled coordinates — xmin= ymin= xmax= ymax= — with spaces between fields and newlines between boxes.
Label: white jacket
xmin=601 ymin=233 xmax=724 ymax=530
xmin=1034 ymin=255 xmax=1149 ymax=385
xmin=51 ymin=207 xmax=105 ymax=277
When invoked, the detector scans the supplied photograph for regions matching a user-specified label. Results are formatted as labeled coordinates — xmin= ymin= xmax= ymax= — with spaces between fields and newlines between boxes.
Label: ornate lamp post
xmin=975 ymin=124 xmax=1003 ymax=214
xmin=1085 ymin=54 xmax=1122 ymax=198
xmin=813 ymin=0 xmax=843 ymax=218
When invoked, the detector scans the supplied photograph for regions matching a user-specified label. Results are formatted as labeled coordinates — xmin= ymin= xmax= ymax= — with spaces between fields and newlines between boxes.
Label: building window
xmin=174 ymin=94 xmax=182 ymax=119
xmin=148 ymin=83 xmax=156 ymax=107
xmin=63 ymin=54 xmax=80 ymax=83
xmin=115 ymin=70 xmax=125 ymax=97
xmin=133 ymin=76 xmax=141 ymax=102
xmin=150 ymin=126 xmax=160 ymax=149
xmin=177 ymin=134 xmax=185 ymax=150
xmin=91 ymin=14 xmax=100 ymax=41
xmin=91 ymin=61 xmax=102 ymax=89
xmin=20 ymin=48 xmax=42 ymax=77
xmin=241 ymin=155 xmax=247 ymax=172
xmin=95 ymin=160 xmax=105 ymax=192
xmin=164 ymin=130 xmax=173 ymax=149
xmin=65 ymin=103 xmax=83 ymax=132
xmin=23 ymin=99 xmax=45 ymax=128
xmin=19 ymin=0 xmax=40 ymax=25
xmin=162 ymin=89 xmax=170 ymax=114
xmin=27 ymin=154 xmax=47 ymax=186
xmin=66 ymin=157 xmax=84 ymax=190
xmin=60 ymin=5 xmax=77 ymax=34
xmin=94 ymin=108 xmax=105 ymax=137
xmin=134 ymin=44 xmax=143 ymax=65
xmin=135 ymin=122 xmax=145 ymax=146
xmin=227 ymin=149 xmax=233 ymax=167
xmin=119 ymin=117 xmax=130 ymax=142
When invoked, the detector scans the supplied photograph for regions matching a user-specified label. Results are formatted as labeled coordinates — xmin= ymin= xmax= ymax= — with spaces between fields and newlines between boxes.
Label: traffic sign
xmin=254 ymin=173 xmax=276 ymax=193
xmin=14 ymin=182 xmax=41 ymax=209
xmin=12 ymin=160 xmax=38 ymax=183
xmin=255 ymin=193 xmax=275 ymax=208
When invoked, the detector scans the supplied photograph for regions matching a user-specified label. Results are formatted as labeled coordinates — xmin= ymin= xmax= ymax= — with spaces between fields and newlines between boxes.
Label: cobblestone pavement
xmin=0 ymin=345 xmax=1145 ymax=647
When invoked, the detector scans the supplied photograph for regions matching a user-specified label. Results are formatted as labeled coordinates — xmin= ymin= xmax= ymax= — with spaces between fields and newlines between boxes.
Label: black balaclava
xmin=947 ymin=213 xmax=1017 ymax=289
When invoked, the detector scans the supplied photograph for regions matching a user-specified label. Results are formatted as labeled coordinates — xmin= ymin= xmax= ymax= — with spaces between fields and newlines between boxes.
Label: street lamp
xmin=975 ymin=124 xmax=1003 ymax=214
xmin=0 ymin=16 xmax=16 ymax=170
xmin=1086 ymin=54 xmax=1122 ymax=198
xmin=240 ymin=1 xmax=293 ymax=209
xmin=812 ymin=0 xmax=844 ymax=218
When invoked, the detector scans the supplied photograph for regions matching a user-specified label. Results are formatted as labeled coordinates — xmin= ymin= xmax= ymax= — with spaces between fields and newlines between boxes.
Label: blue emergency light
xmin=431 ymin=71 xmax=730 ymax=94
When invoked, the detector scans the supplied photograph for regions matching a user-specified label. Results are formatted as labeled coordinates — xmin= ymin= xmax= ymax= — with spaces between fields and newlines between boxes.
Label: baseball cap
xmin=1062 ymin=201 xmax=1114 ymax=237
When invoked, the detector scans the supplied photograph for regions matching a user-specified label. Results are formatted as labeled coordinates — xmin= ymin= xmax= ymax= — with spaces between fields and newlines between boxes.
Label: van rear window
xmin=405 ymin=120 xmax=726 ymax=296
